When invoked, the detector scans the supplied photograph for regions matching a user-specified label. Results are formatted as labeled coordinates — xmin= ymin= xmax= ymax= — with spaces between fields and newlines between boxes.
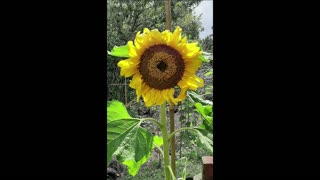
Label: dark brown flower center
xmin=156 ymin=61 xmax=167 ymax=72
xmin=139 ymin=44 xmax=185 ymax=90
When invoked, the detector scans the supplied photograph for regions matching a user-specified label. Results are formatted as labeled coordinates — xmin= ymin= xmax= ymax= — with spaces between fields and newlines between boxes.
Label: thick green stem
xmin=160 ymin=103 xmax=171 ymax=180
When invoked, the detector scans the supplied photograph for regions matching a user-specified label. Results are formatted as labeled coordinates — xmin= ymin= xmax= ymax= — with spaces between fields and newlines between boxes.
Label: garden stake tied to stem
xmin=107 ymin=0 xmax=212 ymax=179
xmin=164 ymin=0 xmax=177 ymax=178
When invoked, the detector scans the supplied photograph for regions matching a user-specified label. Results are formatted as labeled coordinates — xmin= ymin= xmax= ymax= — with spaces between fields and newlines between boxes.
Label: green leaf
xmin=195 ymin=128 xmax=213 ymax=154
xmin=116 ymin=127 xmax=153 ymax=176
xmin=107 ymin=45 xmax=129 ymax=58
xmin=107 ymin=118 xmax=139 ymax=166
xmin=107 ymin=100 xmax=154 ymax=176
xmin=199 ymin=55 xmax=210 ymax=62
xmin=152 ymin=135 xmax=163 ymax=149
xmin=187 ymin=91 xmax=213 ymax=106
xmin=108 ymin=119 xmax=153 ymax=176
xmin=194 ymin=103 xmax=213 ymax=120
xmin=194 ymin=103 xmax=213 ymax=132
xmin=199 ymin=52 xmax=213 ymax=62
xmin=193 ymin=102 xmax=214 ymax=154
xmin=202 ymin=51 xmax=214 ymax=61
xmin=182 ymin=158 xmax=188 ymax=180
xmin=107 ymin=100 xmax=132 ymax=122
xmin=204 ymin=70 xmax=213 ymax=76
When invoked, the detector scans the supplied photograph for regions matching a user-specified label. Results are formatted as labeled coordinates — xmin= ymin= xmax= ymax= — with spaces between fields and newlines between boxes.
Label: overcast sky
xmin=193 ymin=0 xmax=213 ymax=39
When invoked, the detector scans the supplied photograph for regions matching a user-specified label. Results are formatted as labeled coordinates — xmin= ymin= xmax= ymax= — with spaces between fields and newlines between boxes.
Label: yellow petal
xmin=168 ymin=89 xmax=178 ymax=105
xmin=185 ymin=59 xmax=202 ymax=73
xmin=177 ymin=78 xmax=189 ymax=89
xmin=144 ymin=92 xmax=153 ymax=107
xmin=186 ymin=42 xmax=199 ymax=50
xmin=161 ymin=30 xmax=172 ymax=45
xmin=143 ymin=28 xmax=150 ymax=34
xmin=142 ymin=91 xmax=151 ymax=103
xmin=162 ymin=89 xmax=170 ymax=102
xmin=150 ymin=29 xmax=163 ymax=44
xmin=185 ymin=51 xmax=201 ymax=59
xmin=145 ymin=88 xmax=156 ymax=105
xmin=117 ymin=59 xmax=138 ymax=77
xmin=141 ymin=83 xmax=151 ymax=95
xmin=154 ymin=90 xmax=163 ymax=105
xmin=176 ymin=88 xmax=188 ymax=101
xmin=128 ymin=41 xmax=137 ymax=57
xmin=150 ymin=88 xmax=156 ymax=105
xmin=134 ymin=31 xmax=141 ymax=49
xmin=145 ymin=100 xmax=153 ymax=107
xmin=130 ymin=75 xmax=142 ymax=102
xmin=185 ymin=75 xmax=204 ymax=90
xmin=130 ymin=73 xmax=142 ymax=89
xmin=136 ymin=88 xmax=142 ymax=102
xmin=171 ymin=26 xmax=182 ymax=46
xmin=176 ymin=37 xmax=188 ymax=52
xmin=158 ymin=90 xmax=167 ymax=105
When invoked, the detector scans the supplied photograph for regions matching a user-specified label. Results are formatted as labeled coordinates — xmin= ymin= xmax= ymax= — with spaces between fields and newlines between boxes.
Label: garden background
xmin=107 ymin=0 xmax=213 ymax=179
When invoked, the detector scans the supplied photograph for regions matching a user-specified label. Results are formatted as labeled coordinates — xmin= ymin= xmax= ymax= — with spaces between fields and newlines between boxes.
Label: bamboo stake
xmin=164 ymin=0 xmax=176 ymax=177
xmin=169 ymin=101 xmax=176 ymax=176
xmin=124 ymin=78 xmax=127 ymax=105
xmin=164 ymin=0 xmax=171 ymax=31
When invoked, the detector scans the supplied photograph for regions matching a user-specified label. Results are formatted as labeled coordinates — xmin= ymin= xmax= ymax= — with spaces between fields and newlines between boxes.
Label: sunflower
xmin=117 ymin=26 xmax=204 ymax=107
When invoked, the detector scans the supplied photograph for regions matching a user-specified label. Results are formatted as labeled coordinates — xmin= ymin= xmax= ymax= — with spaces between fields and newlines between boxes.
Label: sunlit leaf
xmin=152 ymin=135 xmax=163 ymax=149
xmin=194 ymin=102 xmax=213 ymax=132
xmin=107 ymin=100 xmax=132 ymax=122
xmin=107 ymin=45 xmax=129 ymax=58
xmin=107 ymin=101 xmax=153 ymax=176
xmin=199 ymin=55 xmax=210 ymax=62
xmin=107 ymin=118 xmax=139 ymax=165
xmin=204 ymin=70 xmax=213 ymax=76
xmin=115 ymin=126 xmax=153 ymax=176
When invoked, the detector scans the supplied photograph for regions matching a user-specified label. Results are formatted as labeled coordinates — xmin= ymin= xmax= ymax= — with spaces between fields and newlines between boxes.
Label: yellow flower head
xmin=117 ymin=26 xmax=204 ymax=107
